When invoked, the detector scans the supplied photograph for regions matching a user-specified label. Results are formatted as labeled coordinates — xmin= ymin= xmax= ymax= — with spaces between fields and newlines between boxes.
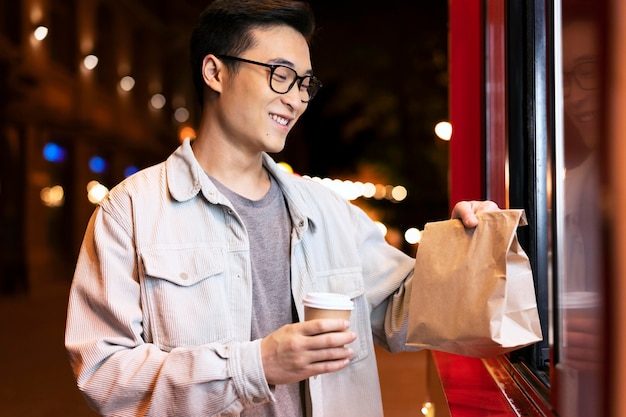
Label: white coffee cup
xmin=302 ymin=292 xmax=354 ymax=321
xmin=561 ymin=291 xmax=601 ymax=366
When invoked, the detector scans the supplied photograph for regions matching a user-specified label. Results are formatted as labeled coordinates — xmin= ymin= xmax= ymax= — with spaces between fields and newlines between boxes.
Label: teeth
xmin=270 ymin=114 xmax=288 ymax=126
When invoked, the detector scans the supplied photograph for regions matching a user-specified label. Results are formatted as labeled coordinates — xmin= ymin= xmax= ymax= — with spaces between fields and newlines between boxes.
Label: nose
xmin=281 ymin=83 xmax=306 ymax=112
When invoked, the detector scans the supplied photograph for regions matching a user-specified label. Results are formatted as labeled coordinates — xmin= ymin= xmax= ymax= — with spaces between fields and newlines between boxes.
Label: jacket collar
xmin=165 ymin=138 xmax=316 ymax=231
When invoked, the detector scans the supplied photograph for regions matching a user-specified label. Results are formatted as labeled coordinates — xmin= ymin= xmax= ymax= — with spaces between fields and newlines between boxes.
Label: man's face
xmin=562 ymin=20 xmax=600 ymax=150
xmin=218 ymin=25 xmax=312 ymax=155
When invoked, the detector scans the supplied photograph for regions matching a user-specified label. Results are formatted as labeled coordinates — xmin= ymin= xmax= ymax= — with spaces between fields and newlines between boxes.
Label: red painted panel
xmin=432 ymin=352 xmax=517 ymax=417
xmin=485 ymin=0 xmax=508 ymax=208
xmin=449 ymin=0 xmax=485 ymax=209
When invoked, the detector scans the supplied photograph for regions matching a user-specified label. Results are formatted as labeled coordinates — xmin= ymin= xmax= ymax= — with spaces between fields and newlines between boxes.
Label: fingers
xmin=566 ymin=315 xmax=598 ymax=332
xmin=301 ymin=318 xmax=351 ymax=336
xmin=450 ymin=200 xmax=500 ymax=228
xmin=562 ymin=315 xmax=602 ymax=370
xmin=451 ymin=201 xmax=479 ymax=227
xmin=474 ymin=200 xmax=499 ymax=213
xmin=562 ymin=343 xmax=602 ymax=371
xmin=306 ymin=353 xmax=352 ymax=375
xmin=305 ymin=328 xmax=356 ymax=351
xmin=306 ymin=345 xmax=354 ymax=369
xmin=297 ymin=319 xmax=356 ymax=353
xmin=261 ymin=322 xmax=357 ymax=385
xmin=566 ymin=330 xmax=600 ymax=349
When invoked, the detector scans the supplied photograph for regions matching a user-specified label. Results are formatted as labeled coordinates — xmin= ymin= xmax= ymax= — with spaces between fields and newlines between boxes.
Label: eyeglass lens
xmin=564 ymin=61 xmax=599 ymax=97
xmin=270 ymin=65 xmax=321 ymax=102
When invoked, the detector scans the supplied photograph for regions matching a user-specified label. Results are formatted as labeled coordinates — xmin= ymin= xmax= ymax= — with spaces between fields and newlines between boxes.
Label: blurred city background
xmin=0 ymin=1 xmax=448 ymax=415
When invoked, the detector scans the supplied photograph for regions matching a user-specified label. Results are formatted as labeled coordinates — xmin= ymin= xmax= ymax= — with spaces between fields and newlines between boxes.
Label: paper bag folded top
xmin=406 ymin=209 xmax=543 ymax=358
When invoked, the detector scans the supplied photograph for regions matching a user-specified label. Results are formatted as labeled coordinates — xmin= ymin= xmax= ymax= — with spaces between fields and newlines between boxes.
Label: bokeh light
xmin=43 ymin=142 xmax=66 ymax=163
xmin=404 ymin=228 xmax=422 ymax=245
xmin=87 ymin=181 xmax=109 ymax=204
xmin=124 ymin=165 xmax=139 ymax=178
xmin=150 ymin=93 xmax=166 ymax=109
xmin=120 ymin=76 xmax=135 ymax=91
xmin=277 ymin=162 xmax=294 ymax=174
xmin=88 ymin=156 xmax=108 ymax=174
xmin=83 ymin=54 xmax=98 ymax=70
xmin=33 ymin=25 xmax=48 ymax=41
xmin=391 ymin=185 xmax=408 ymax=202
xmin=375 ymin=221 xmax=388 ymax=237
xmin=434 ymin=121 xmax=452 ymax=141
xmin=178 ymin=126 xmax=196 ymax=142
xmin=174 ymin=107 xmax=190 ymax=123
xmin=40 ymin=185 xmax=64 ymax=207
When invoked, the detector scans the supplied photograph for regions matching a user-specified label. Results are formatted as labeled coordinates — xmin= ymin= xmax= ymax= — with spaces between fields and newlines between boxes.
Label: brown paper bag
xmin=406 ymin=209 xmax=542 ymax=357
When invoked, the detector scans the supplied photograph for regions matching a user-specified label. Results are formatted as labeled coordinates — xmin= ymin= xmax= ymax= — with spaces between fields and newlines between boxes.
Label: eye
xmin=299 ymin=76 xmax=312 ymax=90
xmin=578 ymin=62 xmax=598 ymax=78
xmin=272 ymin=66 xmax=293 ymax=83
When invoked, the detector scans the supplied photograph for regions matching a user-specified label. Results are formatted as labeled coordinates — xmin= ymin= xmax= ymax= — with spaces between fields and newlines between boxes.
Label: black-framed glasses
xmin=216 ymin=55 xmax=322 ymax=103
xmin=563 ymin=61 xmax=599 ymax=98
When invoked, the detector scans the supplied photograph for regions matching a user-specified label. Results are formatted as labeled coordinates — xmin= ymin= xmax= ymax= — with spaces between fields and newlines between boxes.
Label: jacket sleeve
xmin=64 ymin=207 xmax=273 ymax=416
xmin=347 ymin=202 xmax=419 ymax=353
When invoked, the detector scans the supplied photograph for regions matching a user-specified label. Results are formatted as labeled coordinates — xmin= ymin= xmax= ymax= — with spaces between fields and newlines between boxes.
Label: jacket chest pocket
xmin=140 ymin=246 xmax=234 ymax=351
xmin=312 ymin=269 xmax=370 ymax=363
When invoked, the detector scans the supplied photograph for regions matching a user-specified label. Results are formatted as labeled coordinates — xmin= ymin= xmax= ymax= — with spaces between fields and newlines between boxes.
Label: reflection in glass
xmin=556 ymin=2 xmax=604 ymax=416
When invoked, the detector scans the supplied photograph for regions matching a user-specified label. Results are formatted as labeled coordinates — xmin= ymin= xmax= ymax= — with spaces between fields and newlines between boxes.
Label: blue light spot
xmin=124 ymin=165 xmax=139 ymax=177
xmin=43 ymin=143 xmax=66 ymax=163
xmin=89 ymin=156 xmax=108 ymax=174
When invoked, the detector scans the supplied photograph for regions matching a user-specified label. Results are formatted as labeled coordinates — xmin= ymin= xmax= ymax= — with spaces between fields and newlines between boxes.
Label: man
xmin=556 ymin=7 xmax=603 ymax=417
xmin=65 ymin=1 xmax=496 ymax=416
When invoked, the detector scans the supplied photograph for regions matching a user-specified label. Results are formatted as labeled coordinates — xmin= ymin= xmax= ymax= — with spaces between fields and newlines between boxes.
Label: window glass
xmin=504 ymin=0 xmax=552 ymax=385
xmin=554 ymin=1 xmax=605 ymax=415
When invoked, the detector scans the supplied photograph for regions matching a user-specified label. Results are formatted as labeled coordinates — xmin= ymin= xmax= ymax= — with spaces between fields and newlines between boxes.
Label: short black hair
xmin=189 ymin=0 xmax=316 ymax=107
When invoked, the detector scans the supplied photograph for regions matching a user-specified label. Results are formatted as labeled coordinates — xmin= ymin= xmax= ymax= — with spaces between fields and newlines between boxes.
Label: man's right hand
xmin=260 ymin=319 xmax=356 ymax=385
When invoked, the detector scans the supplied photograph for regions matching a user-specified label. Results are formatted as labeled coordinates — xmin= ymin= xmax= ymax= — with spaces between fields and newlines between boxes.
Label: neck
xmin=191 ymin=134 xmax=271 ymax=200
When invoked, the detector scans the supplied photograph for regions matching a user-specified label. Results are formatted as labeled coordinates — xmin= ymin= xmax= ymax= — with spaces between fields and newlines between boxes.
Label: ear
xmin=202 ymin=54 xmax=224 ymax=94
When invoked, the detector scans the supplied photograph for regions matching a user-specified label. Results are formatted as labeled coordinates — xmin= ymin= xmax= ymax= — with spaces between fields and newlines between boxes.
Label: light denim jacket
xmin=65 ymin=139 xmax=417 ymax=417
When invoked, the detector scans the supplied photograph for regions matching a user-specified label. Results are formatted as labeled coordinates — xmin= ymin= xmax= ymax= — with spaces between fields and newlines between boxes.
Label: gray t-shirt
xmin=211 ymin=173 xmax=304 ymax=417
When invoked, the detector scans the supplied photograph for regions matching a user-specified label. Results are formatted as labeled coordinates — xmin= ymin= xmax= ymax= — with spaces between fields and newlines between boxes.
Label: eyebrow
xmin=269 ymin=57 xmax=313 ymax=76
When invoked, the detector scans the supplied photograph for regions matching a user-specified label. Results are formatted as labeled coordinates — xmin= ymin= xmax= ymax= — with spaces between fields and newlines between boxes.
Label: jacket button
xmin=180 ymin=272 xmax=189 ymax=280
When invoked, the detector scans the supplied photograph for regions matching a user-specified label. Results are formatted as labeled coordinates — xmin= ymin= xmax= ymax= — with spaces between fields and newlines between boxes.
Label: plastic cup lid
xmin=302 ymin=292 xmax=354 ymax=310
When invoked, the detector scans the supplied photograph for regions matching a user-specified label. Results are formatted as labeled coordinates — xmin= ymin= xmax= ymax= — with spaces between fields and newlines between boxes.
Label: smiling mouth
xmin=574 ymin=111 xmax=597 ymax=125
xmin=572 ymin=111 xmax=597 ymax=125
xmin=270 ymin=113 xmax=289 ymax=126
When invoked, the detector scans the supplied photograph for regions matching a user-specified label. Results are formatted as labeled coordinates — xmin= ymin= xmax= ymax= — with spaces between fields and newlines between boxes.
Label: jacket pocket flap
xmin=141 ymin=247 xmax=225 ymax=287
xmin=316 ymin=269 xmax=365 ymax=298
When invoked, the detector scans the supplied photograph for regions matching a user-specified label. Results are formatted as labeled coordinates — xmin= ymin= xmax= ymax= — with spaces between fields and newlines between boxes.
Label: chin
xmin=582 ymin=135 xmax=599 ymax=151
xmin=265 ymin=140 xmax=288 ymax=154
